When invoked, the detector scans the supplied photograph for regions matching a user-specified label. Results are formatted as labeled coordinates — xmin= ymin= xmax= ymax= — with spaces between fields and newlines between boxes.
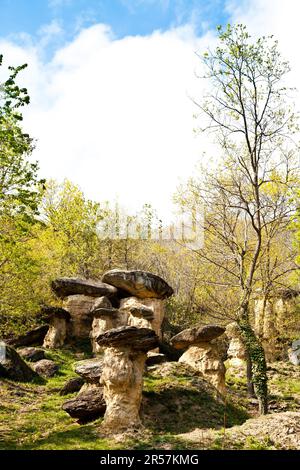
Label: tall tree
xmin=189 ymin=24 xmax=299 ymax=414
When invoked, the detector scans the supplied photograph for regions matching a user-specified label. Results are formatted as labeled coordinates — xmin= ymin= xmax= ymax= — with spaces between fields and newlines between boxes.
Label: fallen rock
xmin=59 ymin=377 xmax=85 ymax=396
xmin=33 ymin=359 xmax=58 ymax=378
xmin=52 ymin=277 xmax=117 ymax=299
xmin=170 ymin=325 xmax=225 ymax=350
xmin=74 ymin=358 xmax=103 ymax=383
xmin=102 ymin=269 xmax=174 ymax=299
xmin=62 ymin=388 xmax=106 ymax=424
xmin=18 ymin=347 xmax=45 ymax=362
xmin=7 ymin=325 xmax=49 ymax=348
xmin=0 ymin=344 xmax=39 ymax=382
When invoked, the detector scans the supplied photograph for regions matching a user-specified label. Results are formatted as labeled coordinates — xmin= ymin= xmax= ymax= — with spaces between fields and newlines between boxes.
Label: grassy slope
xmin=0 ymin=348 xmax=299 ymax=450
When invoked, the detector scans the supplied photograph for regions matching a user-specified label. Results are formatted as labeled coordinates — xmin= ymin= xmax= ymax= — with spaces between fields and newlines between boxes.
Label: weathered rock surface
xmin=120 ymin=297 xmax=164 ymax=340
xmin=59 ymin=377 xmax=85 ymax=395
xmin=97 ymin=326 xmax=159 ymax=352
xmin=178 ymin=341 xmax=226 ymax=394
xmin=7 ymin=325 xmax=49 ymax=348
xmin=63 ymin=295 xmax=98 ymax=339
xmin=288 ymin=339 xmax=300 ymax=366
xmin=18 ymin=347 xmax=45 ymax=362
xmin=0 ymin=344 xmax=39 ymax=382
xmin=226 ymin=322 xmax=247 ymax=371
xmin=62 ymin=388 xmax=106 ymax=423
xmin=170 ymin=325 xmax=225 ymax=350
xmin=33 ymin=359 xmax=58 ymax=378
xmin=102 ymin=269 xmax=174 ymax=299
xmin=146 ymin=352 xmax=167 ymax=366
xmin=74 ymin=358 xmax=103 ymax=383
xmin=52 ymin=277 xmax=117 ymax=299
xmin=42 ymin=307 xmax=71 ymax=349
xmin=97 ymin=326 xmax=159 ymax=432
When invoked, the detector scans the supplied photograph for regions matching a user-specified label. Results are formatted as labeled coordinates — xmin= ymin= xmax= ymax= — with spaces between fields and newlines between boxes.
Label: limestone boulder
xmin=74 ymin=358 xmax=103 ymax=383
xmin=102 ymin=269 xmax=173 ymax=299
xmin=33 ymin=359 xmax=58 ymax=378
xmin=0 ymin=344 xmax=39 ymax=382
xmin=288 ymin=340 xmax=300 ymax=366
xmin=170 ymin=325 xmax=225 ymax=350
xmin=18 ymin=347 xmax=45 ymax=362
xmin=59 ymin=377 xmax=85 ymax=396
xmin=51 ymin=277 xmax=117 ymax=299
xmin=62 ymin=388 xmax=106 ymax=424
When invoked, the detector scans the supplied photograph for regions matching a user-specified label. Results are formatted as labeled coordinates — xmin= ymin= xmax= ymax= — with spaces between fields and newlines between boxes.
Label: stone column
xmin=96 ymin=326 xmax=159 ymax=432
xmin=170 ymin=325 xmax=226 ymax=394
xmin=42 ymin=307 xmax=70 ymax=349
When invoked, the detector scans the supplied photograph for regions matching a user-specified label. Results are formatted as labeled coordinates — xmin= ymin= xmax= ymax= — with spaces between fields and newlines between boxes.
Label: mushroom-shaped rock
xmin=170 ymin=325 xmax=225 ymax=350
xmin=120 ymin=296 xmax=165 ymax=340
xmin=170 ymin=325 xmax=226 ymax=394
xmin=96 ymin=326 xmax=159 ymax=432
xmin=102 ymin=269 xmax=173 ymax=299
xmin=51 ymin=277 xmax=117 ymax=299
xmin=42 ymin=306 xmax=70 ymax=349
xmin=90 ymin=302 xmax=128 ymax=354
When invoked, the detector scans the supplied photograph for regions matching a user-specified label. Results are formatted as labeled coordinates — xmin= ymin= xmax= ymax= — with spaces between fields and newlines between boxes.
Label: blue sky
xmin=0 ymin=0 xmax=229 ymax=46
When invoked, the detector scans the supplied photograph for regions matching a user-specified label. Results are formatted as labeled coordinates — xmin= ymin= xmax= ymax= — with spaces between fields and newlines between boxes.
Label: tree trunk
xmin=246 ymin=354 xmax=255 ymax=397
xmin=238 ymin=305 xmax=268 ymax=415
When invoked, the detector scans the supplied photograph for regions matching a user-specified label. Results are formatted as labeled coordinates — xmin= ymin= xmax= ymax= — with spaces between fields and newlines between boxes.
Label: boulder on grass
xmin=59 ymin=377 xmax=85 ymax=396
xmin=62 ymin=388 xmax=106 ymax=424
xmin=0 ymin=343 xmax=39 ymax=382
xmin=18 ymin=347 xmax=45 ymax=362
xmin=33 ymin=359 xmax=58 ymax=378
xmin=7 ymin=325 xmax=49 ymax=348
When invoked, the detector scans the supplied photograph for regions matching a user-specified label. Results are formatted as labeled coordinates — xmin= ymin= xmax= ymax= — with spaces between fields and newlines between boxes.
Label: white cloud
xmin=1 ymin=1 xmax=299 ymax=221
xmin=1 ymin=23 xmax=214 ymax=220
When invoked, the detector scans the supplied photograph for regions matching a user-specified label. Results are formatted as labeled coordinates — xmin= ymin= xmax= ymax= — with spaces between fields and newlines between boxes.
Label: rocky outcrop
xmin=97 ymin=326 xmax=159 ymax=432
xmin=102 ymin=269 xmax=173 ymax=299
xmin=62 ymin=388 xmax=106 ymax=424
xmin=0 ymin=344 xmax=39 ymax=382
xmin=42 ymin=307 xmax=70 ymax=349
xmin=170 ymin=325 xmax=226 ymax=394
xmin=33 ymin=359 xmax=58 ymax=378
xmin=226 ymin=322 xmax=247 ymax=372
xmin=288 ymin=340 xmax=300 ymax=366
xmin=51 ymin=277 xmax=117 ymax=299
xmin=59 ymin=377 xmax=84 ymax=396
xmin=7 ymin=325 xmax=49 ymax=348
xmin=17 ymin=347 xmax=45 ymax=362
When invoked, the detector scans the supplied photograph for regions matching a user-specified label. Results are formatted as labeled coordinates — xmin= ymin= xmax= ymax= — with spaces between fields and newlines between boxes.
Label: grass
xmin=1 ymin=350 xmax=299 ymax=450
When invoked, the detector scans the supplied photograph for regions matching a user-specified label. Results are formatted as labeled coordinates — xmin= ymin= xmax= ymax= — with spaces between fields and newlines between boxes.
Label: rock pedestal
xmin=170 ymin=325 xmax=226 ymax=394
xmin=97 ymin=326 xmax=159 ymax=432
xmin=42 ymin=307 xmax=70 ymax=349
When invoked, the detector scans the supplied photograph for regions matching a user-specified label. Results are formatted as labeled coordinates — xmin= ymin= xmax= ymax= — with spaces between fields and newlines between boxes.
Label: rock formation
xmin=288 ymin=339 xmax=300 ymax=366
xmin=42 ymin=306 xmax=70 ymax=349
xmin=102 ymin=269 xmax=174 ymax=299
xmin=7 ymin=325 xmax=49 ymax=348
xmin=62 ymin=388 xmax=106 ymax=424
xmin=0 ymin=344 xmax=39 ymax=382
xmin=97 ymin=326 xmax=159 ymax=432
xmin=226 ymin=322 xmax=247 ymax=372
xmin=33 ymin=359 xmax=58 ymax=378
xmin=51 ymin=277 xmax=118 ymax=299
xmin=170 ymin=325 xmax=226 ymax=394
xmin=17 ymin=347 xmax=45 ymax=362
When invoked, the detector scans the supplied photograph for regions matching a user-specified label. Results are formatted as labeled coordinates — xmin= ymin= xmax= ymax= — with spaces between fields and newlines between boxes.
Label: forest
xmin=0 ymin=24 xmax=300 ymax=451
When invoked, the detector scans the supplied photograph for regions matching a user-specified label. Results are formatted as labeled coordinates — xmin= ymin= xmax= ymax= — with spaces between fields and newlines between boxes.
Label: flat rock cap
xmin=102 ymin=269 xmax=174 ymax=299
xmin=170 ymin=324 xmax=225 ymax=350
xmin=96 ymin=326 xmax=159 ymax=351
xmin=89 ymin=307 xmax=119 ymax=319
xmin=41 ymin=306 xmax=71 ymax=321
xmin=51 ymin=277 xmax=117 ymax=299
